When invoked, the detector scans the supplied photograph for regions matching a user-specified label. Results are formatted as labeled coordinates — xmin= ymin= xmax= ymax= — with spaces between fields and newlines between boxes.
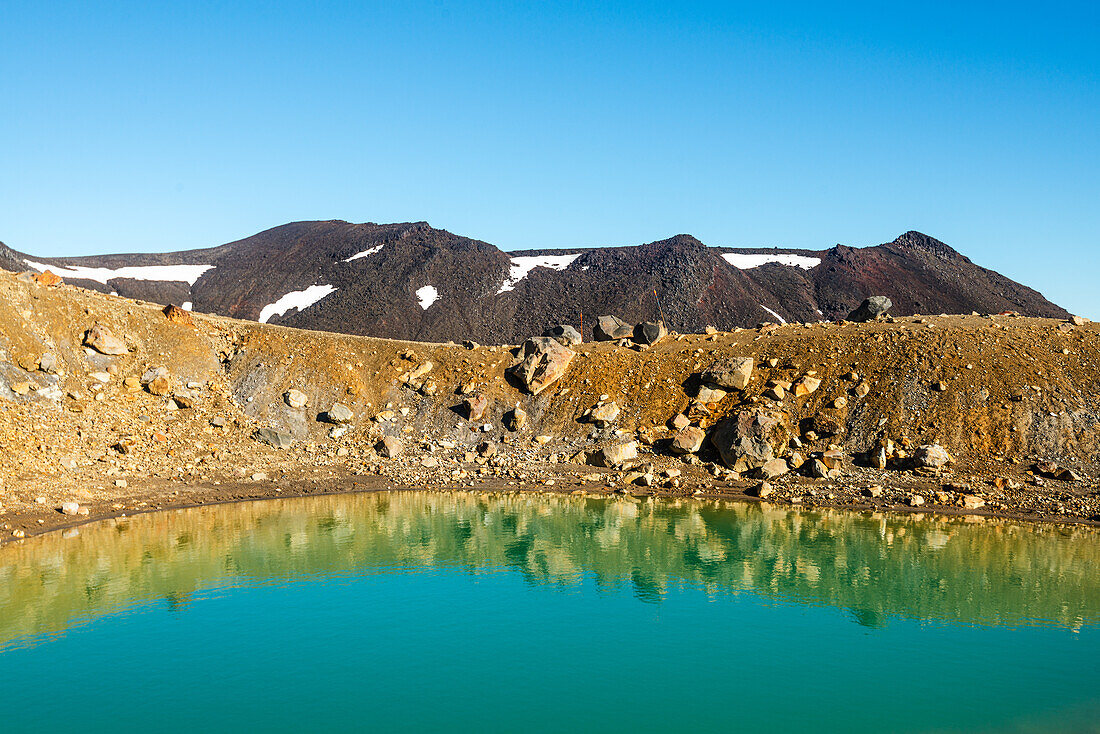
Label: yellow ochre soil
xmin=1 ymin=270 xmax=1098 ymax=542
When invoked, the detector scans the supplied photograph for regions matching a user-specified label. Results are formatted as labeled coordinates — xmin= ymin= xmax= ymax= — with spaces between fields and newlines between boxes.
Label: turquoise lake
xmin=2 ymin=491 xmax=1099 ymax=732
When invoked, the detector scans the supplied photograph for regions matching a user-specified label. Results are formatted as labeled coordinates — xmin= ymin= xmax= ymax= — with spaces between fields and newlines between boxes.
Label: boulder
xmin=669 ymin=413 xmax=691 ymax=431
xmin=37 ymin=353 xmax=59 ymax=374
xmin=585 ymin=401 xmax=620 ymax=427
xmin=543 ymin=324 xmax=582 ymax=346
xmin=847 ymin=296 xmax=893 ymax=322
xmin=696 ymin=384 xmax=727 ymax=403
xmin=632 ymin=321 xmax=667 ymax=345
xmin=701 ymin=357 xmax=754 ymax=391
xmin=670 ymin=426 xmax=706 ymax=455
xmin=377 ymin=436 xmax=404 ymax=458
xmin=914 ymin=444 xmax=952 ymax=469
xmin=593 ymin=315 xmax=634 ymax=341
xmin=254 ymin=428 xmax=295 ymax=450
xmin=709 ymin=409 xmax=791 ymax=473
xmin=792 ymin=376 xmax=821 ymax=396
xmin=35 ymin=270 xmax=63 ymax=287
xmin=506 ymin=404 xmax=528 ymax=431
xmin=507 ymin=337 xmax=575 ymax=395
xmin=163 ymin=304 xmax=194 ymax=325
xmin=285 ymin=389 xmax=308 ymax=409
xmin=83 ymin=324 xmax=128 ymax=355
xmin=327 ymin=403 xmax=354 ymax=424
xmin=463 ymin=394 xmax=490 ymax=421
xmin=754 ymin=458 xmax=789 ymax=480
xmin=588 ymin=441 xmax=639 ymax=468
xmin=140 ymin=367 xmax=171 ymax=396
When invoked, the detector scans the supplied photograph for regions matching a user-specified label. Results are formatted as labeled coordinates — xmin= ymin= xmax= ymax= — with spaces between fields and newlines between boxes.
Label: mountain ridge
xmin=0 ymin=221 xmax=1069 ymax=343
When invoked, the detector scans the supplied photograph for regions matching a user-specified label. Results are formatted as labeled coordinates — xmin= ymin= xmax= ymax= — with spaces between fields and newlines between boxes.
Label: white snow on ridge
xmin=259 ymin=284 xmax=337 ymax=323
xmin=760 ymin=304 xmax=787 ymax=324
xmin=23 ymin=259 xmax=214 ymax=285
xmin=497 ymin=254 xmax=581 ymax=294
xmin=416 ymin=285 xmax=438 ymax=310
xmin=722 ymin=253 xmax=821 ymax=270
xmin=342 ymin=244 xmax=384 ymax=262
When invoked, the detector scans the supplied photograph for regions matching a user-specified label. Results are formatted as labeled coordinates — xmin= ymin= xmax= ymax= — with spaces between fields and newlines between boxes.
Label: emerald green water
xmin=2 ymin=492 xmax=1099 ymax=732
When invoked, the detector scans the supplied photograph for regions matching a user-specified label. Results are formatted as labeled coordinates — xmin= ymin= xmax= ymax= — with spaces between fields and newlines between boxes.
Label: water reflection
xmin=2 ymin=491 xmax=1098 ymax=646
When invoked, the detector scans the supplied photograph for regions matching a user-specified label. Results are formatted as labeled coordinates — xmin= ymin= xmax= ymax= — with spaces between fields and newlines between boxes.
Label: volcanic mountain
xmin=0 ymin=221 xmax=1068 ymax=343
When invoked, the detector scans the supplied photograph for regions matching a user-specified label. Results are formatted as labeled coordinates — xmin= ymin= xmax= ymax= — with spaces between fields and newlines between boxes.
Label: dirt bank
xmin=2 ymin=270 xmax=1098 ymax=542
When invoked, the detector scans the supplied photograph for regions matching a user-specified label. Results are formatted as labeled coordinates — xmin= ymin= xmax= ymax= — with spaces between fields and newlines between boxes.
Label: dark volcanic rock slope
xmin=2 ymin=223 xmax=1068 ymax=343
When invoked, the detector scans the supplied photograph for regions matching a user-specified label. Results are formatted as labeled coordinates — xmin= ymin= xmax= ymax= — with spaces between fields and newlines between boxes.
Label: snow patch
xmin=760 ymin=304 xmax=787 ymax=324
xmin=342 ymin=244 xmax=384 ymax=262
xmin=416 ymin=285 xmax=438 ymax=310
xmin=497 ymin=254 xmax=581 ymax=293
xmin=258 ymin=284 xmax=337 ymax=323
xmin=722 ymin=253 xmax=821 ymax=270
xmin=182 ymin=302 xmax=193 ymax=311
xmin=23 ymin=259 xmax=214 ymax=285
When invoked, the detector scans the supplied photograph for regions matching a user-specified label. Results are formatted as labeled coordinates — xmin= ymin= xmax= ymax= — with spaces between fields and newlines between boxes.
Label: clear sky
xmin=2 ymin=1 xmax=1097 ymax=315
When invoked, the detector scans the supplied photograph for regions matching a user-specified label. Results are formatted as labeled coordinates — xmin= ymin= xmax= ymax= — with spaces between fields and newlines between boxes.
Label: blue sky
xmin=2 ymin=1 xmax=1097 ymax=315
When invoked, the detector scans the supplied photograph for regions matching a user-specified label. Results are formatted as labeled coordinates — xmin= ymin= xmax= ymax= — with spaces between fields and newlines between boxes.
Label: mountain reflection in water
xmin=2 ymin=491 xmax=1098 ymax=646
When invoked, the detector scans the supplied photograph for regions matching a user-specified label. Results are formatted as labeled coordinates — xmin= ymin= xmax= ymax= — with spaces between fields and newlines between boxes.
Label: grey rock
xmin=506 ymin=404 xmax=528 ymax=432
xmin=593 ymin=315 xmax=634 ymax=341
xmin=507 ymin=337 xmax=575 ymax=395
xmin=588 ymin=441 xmax=639 ymax=468
xmin=696 ymin=384 xmax=727 ymax=403
xmin=377 ymin=436 xmax=404 ymax=458
xmin=327 ymin=403 xmax=354 ymax=424
xmin=709 ymin=409 xmax=790 ymax=473
xmin=254 ymin=428 xmax=295 ymax=450
xmin=847 ymin=296 xmax=893 ymax=322
xmin=83 ymin=324 xmax=128 ymax=355
xmin=543 ymin=324 xmax=582 ymax=346
xmin=670 ymin=426 xmax=706 ymax=455
xmin=914 ymin=444 xmax=952 ymax=468
xmin=632 ymin=321 xmax=667 ymax=345
xmin=700 ymin=357 xmax=754 ymax=390
xmin=285 ymin=389 xmax=308 ymax=409
xmin=38 ymin=353 xmax=60 ymax=374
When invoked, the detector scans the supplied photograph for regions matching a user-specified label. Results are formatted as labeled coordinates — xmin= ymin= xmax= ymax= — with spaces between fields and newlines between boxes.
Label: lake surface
xmin=2 ymin=492 xmax=1099 ymax=733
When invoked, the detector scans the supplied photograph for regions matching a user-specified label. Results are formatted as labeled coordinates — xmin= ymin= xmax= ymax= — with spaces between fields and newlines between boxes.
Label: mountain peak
xmin=889 ymin=231 xmax=960 ymax=258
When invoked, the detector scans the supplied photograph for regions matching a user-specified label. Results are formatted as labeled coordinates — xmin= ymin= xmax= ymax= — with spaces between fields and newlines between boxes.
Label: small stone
xmin=593 ymin=315 xmax=634 ymax=341
xmin=792 ymin=376 xmax=821 ymax=396
xmin=670 ymin=426 xmax=706 ymax=455
xmin=865 ymin=485 xmax=884 ymax=498
xmin=908 ymin=495 xmax=926 ymax=507
xmin=586 ymin=401 xmax=621 ymax=427
xmin=163 ymin=304 xmax=194 ymax=325
xmin=61 ymin=502 xmax=80 ymax=515
xmin=327 ymin=403 xmax=354 ymax=423
xmin=669 ymin=413 xmax=691 ymax=431
xmin=749 ymin=482 xmax=774 ymax=499
xmin=83 ymin=323 xmax=129 ymax=355
xmin=534 ymin=435 xmax=553 ymax=445
xmin=285 ymin=389 xmax=309 ymax=409
xmin=832 ymin=396 xmax=847 ymax=409
xmin=755 ymin=458 xmax=789 ymax=480
xmin=254 ymin=428 xmax=295 ymax=450
xmin=506 ymin=405 xmax=528 ymax=431
xmin=961 ymin=495 xmax=986 ymax=510
xmin=377 ymin=436 xmax=404 ymax=458
xmin=696 ymin=384 xmax=727 ymax=403
xmin=114 ymin=479 xmax=128 ymax=488
xmin=854 ymin=382 xmax=871 ymax=398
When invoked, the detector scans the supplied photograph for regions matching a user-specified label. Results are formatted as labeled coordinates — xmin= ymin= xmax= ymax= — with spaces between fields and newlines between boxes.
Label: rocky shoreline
xmin=2 ymin=270 xmax=1099 ymax=544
